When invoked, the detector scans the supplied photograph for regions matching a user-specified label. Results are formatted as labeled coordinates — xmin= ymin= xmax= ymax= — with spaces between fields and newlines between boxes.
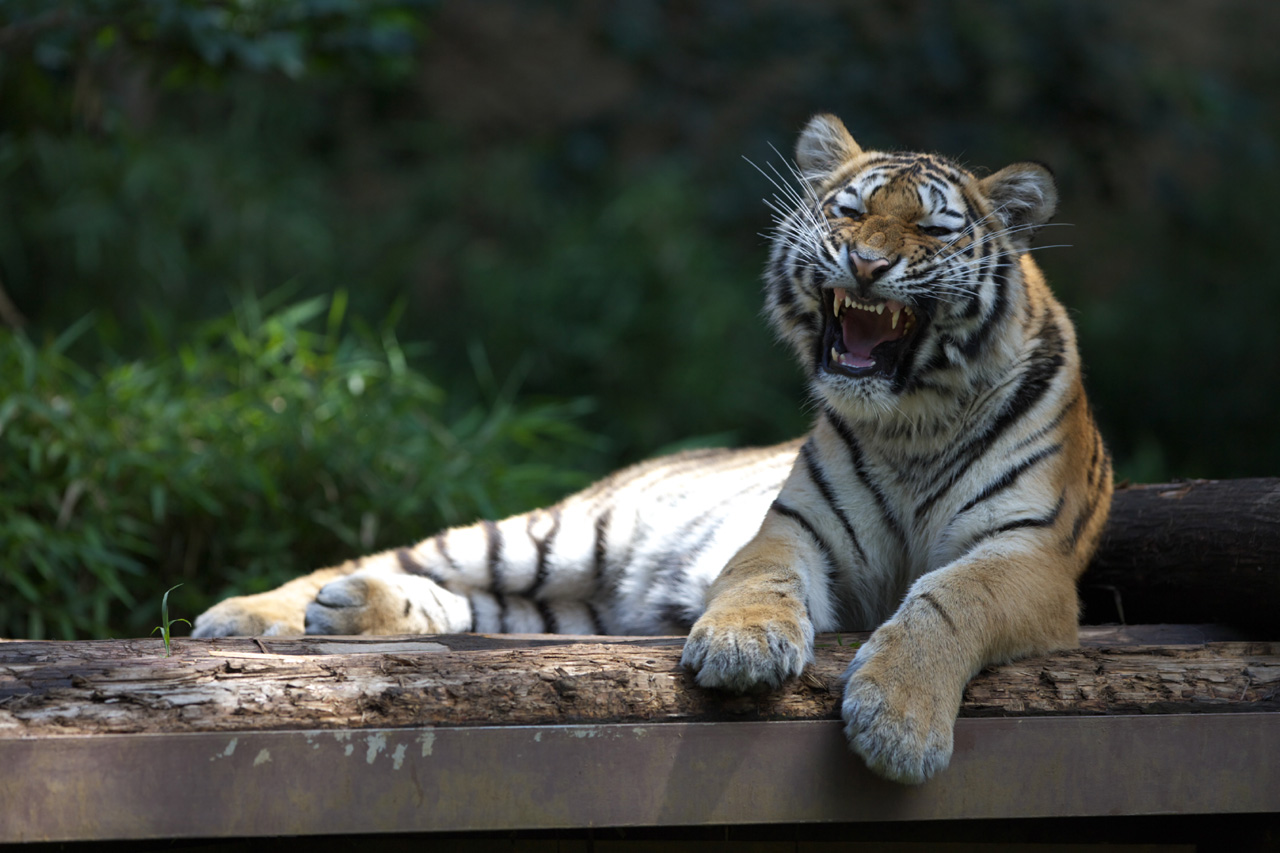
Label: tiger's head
xmin=764 ymin=114 xmax=1059 ymax=423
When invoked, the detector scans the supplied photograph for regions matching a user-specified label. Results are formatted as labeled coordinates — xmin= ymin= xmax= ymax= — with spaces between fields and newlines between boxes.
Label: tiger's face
xmin=765 ymin=114 xmax=1058 ymax=421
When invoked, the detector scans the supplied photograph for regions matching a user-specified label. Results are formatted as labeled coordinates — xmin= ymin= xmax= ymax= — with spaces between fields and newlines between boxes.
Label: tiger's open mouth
xmin=821 ymin=287 xmax=920 ymax=379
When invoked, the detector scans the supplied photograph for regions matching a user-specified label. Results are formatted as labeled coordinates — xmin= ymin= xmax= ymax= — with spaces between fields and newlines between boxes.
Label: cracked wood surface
xmin=2 ymin=626 xmax=1277 ymax=737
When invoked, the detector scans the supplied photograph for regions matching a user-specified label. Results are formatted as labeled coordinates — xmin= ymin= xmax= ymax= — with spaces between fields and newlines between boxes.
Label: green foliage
xmin=0 ymin=115 xmax=809 ymax=464
xmin=0 ymin=297 xmax=597 ymax=639
xmin=1 ymin=0 xmax=432 ymax=86
xmin=150 ymin=583 xmax=189 ymax=657
xmin=2 ymin=3 xmax=1279 ymax=638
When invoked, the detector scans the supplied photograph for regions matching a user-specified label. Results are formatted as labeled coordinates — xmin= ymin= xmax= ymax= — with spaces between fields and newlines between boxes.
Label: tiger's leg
xmin=841 ymin=542 xmax=1080 ymax=784
xmin=190 ymin=550 xmax=474 ymax=637
xmin=680 ymin=510 xmax=824 ymax=691
xmin=683 ymin=513 xmax=1081 ymax=785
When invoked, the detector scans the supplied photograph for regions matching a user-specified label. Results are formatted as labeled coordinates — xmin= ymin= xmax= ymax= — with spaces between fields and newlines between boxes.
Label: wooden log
xmin=2 ymin=627 xmax=1277 ymax=738
xmin=1084 ymin=478 xmax=1280 ymax=632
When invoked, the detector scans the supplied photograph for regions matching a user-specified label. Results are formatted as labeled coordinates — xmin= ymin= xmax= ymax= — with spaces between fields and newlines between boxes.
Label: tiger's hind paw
xmin=304 ymin=571 xmax=469 ymax=636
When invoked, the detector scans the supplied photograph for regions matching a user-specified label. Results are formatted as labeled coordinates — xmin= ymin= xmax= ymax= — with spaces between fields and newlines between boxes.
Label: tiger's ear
xmin=795 ymin=114 xmax=863 ymax=189
xmin=976 ymin=162 xmax=1058 ymax=247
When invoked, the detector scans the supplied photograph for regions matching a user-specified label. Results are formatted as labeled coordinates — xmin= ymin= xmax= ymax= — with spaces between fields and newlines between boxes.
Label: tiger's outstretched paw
xmin=304 ymin=571 xmax=469 ymax=636
xmin=681 ymin=608 xmax=813 ymax=693
xmin=840 ymin=631 xmax=958 ymax=785
xmin=191 ymin=594 xmax=305 ymax=637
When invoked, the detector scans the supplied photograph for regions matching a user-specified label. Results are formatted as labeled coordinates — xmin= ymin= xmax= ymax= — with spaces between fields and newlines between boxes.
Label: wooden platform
xmin=2 ymin=625 xmax=1278 ymax=844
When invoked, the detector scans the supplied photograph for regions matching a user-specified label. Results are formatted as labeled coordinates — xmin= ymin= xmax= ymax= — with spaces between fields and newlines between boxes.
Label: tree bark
xmin=2 ymin=626 xmax=1277 ymax=738
xmin=1084 ymin=478 xmax=1280 ymax=632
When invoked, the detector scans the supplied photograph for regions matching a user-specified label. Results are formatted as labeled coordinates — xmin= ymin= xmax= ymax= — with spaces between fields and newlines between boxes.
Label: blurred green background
xmin=2 ymin=1 xmax=1278 ymax=638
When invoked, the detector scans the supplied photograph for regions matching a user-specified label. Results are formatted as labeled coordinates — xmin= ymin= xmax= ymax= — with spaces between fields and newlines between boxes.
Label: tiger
xmin=193 ymin=113 xmax=1112 ymax=785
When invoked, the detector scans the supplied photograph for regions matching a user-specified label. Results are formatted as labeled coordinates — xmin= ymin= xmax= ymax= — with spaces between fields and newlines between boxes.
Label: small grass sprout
xmin=151 ymin=584 xmax=191 ymax=657
xmin=815 ymin=634 xmax=862 ymax=649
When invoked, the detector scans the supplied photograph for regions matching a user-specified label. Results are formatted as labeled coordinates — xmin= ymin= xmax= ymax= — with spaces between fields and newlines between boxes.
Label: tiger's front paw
xmin=304 ymin=571 xmax=469 ymax=636
xmin=840 ymin=629 xmax=960 ymax=785
xmin=681 ymin=606 xmax=813 ymax=693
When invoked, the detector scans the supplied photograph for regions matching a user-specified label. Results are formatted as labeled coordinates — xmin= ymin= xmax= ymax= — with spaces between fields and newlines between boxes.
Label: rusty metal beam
xmin=3 ymin=714 xmax=1278 ymax=843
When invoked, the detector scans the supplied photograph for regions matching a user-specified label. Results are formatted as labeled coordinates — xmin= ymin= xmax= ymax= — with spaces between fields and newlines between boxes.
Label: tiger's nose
xmin=852 ymin=252 xmax=890 ymax=283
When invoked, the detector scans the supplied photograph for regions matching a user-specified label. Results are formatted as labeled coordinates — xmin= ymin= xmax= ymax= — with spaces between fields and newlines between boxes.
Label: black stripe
xmin=893 ymin=316 xmax=930 ymax=394
xmin=770 ymin=261 xmax=797 ymax=305
xmin=395 ymin=547 xmax=449 ymax=585
xmin=799 ymin=439 xmax=867 ymax=565
xmin=535 ymin=599 xmax=559 ymax=634
xmin=917 ymin=336 xmax=951 ymax=381
xmin=770 ymin=500 xmax=838 ymax=568
xmin=656 ymin=601 xmax=697 ymax=633
xmin=592 ymin=507 xmax=612 ymax=590
xmin=1068 ymin=446 xmax=1111 ymax=552
xmin=526 ymin=507 xmax=562 ymax=596
xmin=822 ymin=408 xmax=908 ymax=546
xmin=914 ymin=312 xmax=1066 ymax=522
xmin=1067 ymin=490 xmax=1103 ymax=553
xmin=452 ymin=596 xmax=474 ymax=633
xmin=918 ymin=591 xmax=957 ymax=634
xmin=432 ymin=533 xmax=461 ymax=573
xmin=495 ymin=593 xmax=509 ymax=634
xmin=1011 ymin=392 xmax=1080 ymax=453
xmin=801 ymin=311 xmax=821 ymax=338
xmin=647 ymin=514 xmax=727 ymax=632
xmin=596 ymin=505 xmax=633 ymax=609
xmin=783 ymin=303 xmax=808 ymax=332
xmin=960 ymin=245 xmax=989 ymax=321
xmin=482 ymin=519 xmax=504 ymax=592
xmin=959 ymin=493 xmax=1065 ymax=555
xmin=769 ymin=499 xmax=845 ymax=616
xmin=960 ymin=256 xmax=1011 ymax=351
xmin=1085 ymin=420 xmax=1103 ymax=489
xmin=585 ymin=602 xmax=605 ymax=635
xmin=956 ymin=443 xmax=1062 ymax=516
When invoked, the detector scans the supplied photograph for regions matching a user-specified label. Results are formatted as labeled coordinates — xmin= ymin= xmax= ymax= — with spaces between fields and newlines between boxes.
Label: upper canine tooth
xmin=891 ymin=309 xmax=900 ymax=329
xmin=834 ymin=293 xmax=841 ymax=317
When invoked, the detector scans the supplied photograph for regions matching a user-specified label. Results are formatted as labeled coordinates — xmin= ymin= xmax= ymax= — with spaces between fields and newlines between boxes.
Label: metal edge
xmin=2 ymin=713 xmax=1277 ymax=842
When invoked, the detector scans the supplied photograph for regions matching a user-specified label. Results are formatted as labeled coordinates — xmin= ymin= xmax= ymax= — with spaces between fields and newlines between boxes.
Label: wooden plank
xmin=2 ymin=627 xmax=1277 ymax=737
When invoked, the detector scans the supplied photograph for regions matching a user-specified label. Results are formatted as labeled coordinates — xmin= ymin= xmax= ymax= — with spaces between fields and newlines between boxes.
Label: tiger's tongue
xmin=842 ymin=307 xmax=904 ymax=366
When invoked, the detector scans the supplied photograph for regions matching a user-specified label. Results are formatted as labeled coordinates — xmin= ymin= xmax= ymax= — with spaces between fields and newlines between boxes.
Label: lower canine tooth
xmin=831 ymin=347 xmax=840 ymax=363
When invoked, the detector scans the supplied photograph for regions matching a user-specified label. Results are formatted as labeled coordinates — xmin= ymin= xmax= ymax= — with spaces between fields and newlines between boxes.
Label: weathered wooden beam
xmin=3 ymin=627 xmax=1279 ymax=842
xmin=1084 ymin=478 xmax=1280 ymax=631
xmin=2 ymin=627 xmax=1277 ymax=737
